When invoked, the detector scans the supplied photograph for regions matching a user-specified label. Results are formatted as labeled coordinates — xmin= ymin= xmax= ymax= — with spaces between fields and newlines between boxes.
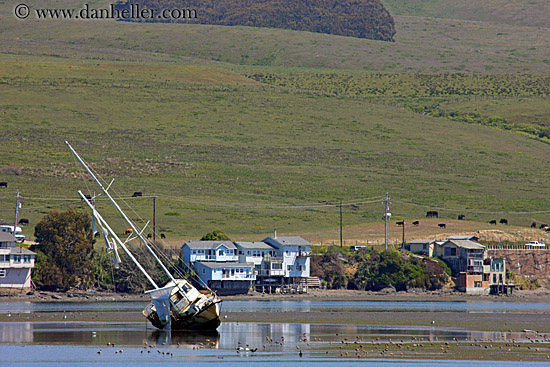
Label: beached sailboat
xmin=66 ymin=142 xmax=222 ymax=330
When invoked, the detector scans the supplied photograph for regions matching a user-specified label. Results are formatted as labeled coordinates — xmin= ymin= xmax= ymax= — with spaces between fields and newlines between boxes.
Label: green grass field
xmin=0 ymin=1 xmax=549 ymax=242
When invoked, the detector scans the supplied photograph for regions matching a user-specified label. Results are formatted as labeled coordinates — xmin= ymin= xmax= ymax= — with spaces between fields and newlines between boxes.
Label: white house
xmin=0 ymin=232 xmax=35 ymax=292
xmin=193 ymin=261 xmax=255 ymax=295
xmin=181 ymin=240 xmax=238 ymax=264
xmin=262 ymin=236 xmax=311 ymax=279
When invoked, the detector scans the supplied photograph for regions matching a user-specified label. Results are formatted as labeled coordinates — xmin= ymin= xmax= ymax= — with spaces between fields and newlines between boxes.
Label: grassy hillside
xmin=382 ymin=0 xmax=550 ymax=27
xmin=1 ymin=55 xmax=550 ymax=241
xmin=247 ymin=72 xmax=550 ymax=142
xmin=1 ymin=3 xmax=549 ymax=73
xmin=0 ymin=1 xmax=549 ymax=243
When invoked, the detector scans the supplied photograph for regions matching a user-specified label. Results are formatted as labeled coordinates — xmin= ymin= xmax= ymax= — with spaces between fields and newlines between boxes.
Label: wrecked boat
xmin=66 ymin=141 xmax=222 ymax=330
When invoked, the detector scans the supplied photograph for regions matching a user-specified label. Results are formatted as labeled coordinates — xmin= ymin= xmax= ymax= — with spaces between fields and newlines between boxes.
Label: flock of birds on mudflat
xmin=93 ymin=331 xmax=550 ymax=360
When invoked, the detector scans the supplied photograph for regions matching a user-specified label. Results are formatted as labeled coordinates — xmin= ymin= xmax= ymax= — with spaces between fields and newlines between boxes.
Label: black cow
xmin=458 ymin=215 xmax=465 ymax=220
xmin=438 ymin=223 xmax=446 ymax=228
xmin=147 ymin=233 xmax=152 ymax=239
xmin=396 ymin=221 xmax=404 ymax=226
xmin=489 ymin=220 xmax=497 ymax=225
xmin=499 ymin=219 xmax=508 ymax=225
xmin=540 ymin=224 xmax=548 ymax=230
xmin=0 ymin=182 xmax=7 ymax=188
xmin=426 ymin=211 xmax=438 ymax=218
xmin=18 ymin=218 xmax=29 ymax=225
xmin=160 ymin=233 xmax=166 ymax=239
xmin=412 ymin=221 xmax=420 ymax=226
xmin=531 ymin=222 xmax=537 ymax=228
xmin=132 ymin=192 xmax=143 ymax=197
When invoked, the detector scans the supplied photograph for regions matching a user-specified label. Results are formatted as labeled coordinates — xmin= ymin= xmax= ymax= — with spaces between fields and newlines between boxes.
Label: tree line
xmin=115 ymin=0 xmax=396 ymax=41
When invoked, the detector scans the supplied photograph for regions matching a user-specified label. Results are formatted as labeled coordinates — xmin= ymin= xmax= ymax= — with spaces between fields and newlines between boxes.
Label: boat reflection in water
xmin=149 ymin=329 xmax=220 ymax=348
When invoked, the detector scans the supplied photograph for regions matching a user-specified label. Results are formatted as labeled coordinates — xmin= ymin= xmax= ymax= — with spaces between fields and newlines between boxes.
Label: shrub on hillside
xmin=115 ymin=0 xmax=396 ymax=41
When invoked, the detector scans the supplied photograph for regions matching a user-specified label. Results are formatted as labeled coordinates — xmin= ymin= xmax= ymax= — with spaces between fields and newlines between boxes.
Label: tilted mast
xmin=78 ymin=191 xmax=158 ymax=289
xmin=65 ymin=141 xmax=179 ymax=287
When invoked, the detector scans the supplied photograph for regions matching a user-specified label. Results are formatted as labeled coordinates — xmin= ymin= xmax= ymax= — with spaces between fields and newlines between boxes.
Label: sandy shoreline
xmin=2 ymin=288 xmax=550 ymax=303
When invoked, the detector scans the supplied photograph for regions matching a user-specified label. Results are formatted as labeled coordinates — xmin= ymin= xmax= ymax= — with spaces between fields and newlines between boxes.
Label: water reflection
xmin=0 ymin=321 xmax=535 ymax=347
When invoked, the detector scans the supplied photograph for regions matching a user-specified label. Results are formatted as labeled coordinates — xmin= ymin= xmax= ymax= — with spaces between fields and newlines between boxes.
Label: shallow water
xmin=3 ymin=299 xmax=550 ymax=313
xmin=1 ymin=321 xmax=549 ymax=366
xmin=2 ymin=300 xmax=550 ymax=366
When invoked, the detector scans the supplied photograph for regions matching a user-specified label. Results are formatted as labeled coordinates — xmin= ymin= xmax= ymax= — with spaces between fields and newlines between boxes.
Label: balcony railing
xmin=256 ymin=269 xmax=285 ymax=276
xmin=296 ymin=252 xmax=311 ymax=257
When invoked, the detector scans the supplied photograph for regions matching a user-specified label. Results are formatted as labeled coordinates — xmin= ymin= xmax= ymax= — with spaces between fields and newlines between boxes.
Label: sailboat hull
xmin=143 ymin=293 xmax=222 ymax=331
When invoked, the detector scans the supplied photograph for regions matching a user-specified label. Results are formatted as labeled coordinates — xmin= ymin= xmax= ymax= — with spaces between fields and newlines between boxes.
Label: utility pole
xmin=402 ymin=220 xmax=406 ymax=249
xmin=152 ymin=196 xmax=156 ymax=241
xmin=13 ymin=192 xmax=20 ymax=238
xmin=340 ymin=200 xmax=343 ymax=248
xmin=384 ymin=193 xmax=390 ymax=250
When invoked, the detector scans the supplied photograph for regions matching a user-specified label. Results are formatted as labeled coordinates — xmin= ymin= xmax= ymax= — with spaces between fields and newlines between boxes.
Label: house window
xmin=247 ymin=251 xmax=251 ymax=255
xmin=239 ymin=251 xmax=243 ymax=255
xmin=192 ymin=250 xmax=197 ymax=254
xmin=23 ymin=255 xmax=31 ymax=263
xmin=272 ymin=263 xmax=282 ymax=270
xmin=14 ymin=255 xmax=22 ymax=263
xmin=202 ymin=268 xmax=205 ymax=274
xmin=493 ymin=274 xmax=496 ymax=283
xmin=499 ymin=274 xmax=503 ymax=282
xmin=287 ymin=265 xmax=292 ymax=271
xmin=483 ymin=274 xmax=489 ymax=281
xmin=422 ymin=244 xmax=427 ymax=250
xmin=0 ymin=269 xmax=5 ymax=278
xmin=219 ymin=250 xmax=225 ymax=256
xmin=444 ymin=247 xmax=457 ymax=257
xmin=474 ymin=281 xmax=482 ymax=287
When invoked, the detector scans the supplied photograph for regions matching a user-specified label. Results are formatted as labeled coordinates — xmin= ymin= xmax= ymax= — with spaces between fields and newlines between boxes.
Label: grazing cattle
xmin=500 ymin=219 xmax=508 ymax=225
xmin=124 ymin=228 xmax=133 ymax=235
xmin=438 ymin=223 xmax=446 ymax=228
xmin=132 ymin=191 xmax=143 ymax=197
xmin=0 ymin=182 xmax=7 ymax=188
xmin=160 ymin=233 xmax=166 ymax=239
xmin=412 ymin=221 xmax=420 ymax=226
xmin=94 ymin=232 xmax=100 ymax=238
xmin=546 ymin=227 xmax=550 ymax=233
xmin=426 ymin=211 xmax=438 ymax=218
xmin=396 ymin=221 xmax=404 ymax=226
xmin=18 ymin=218 xmax=29 ymax=225
xmin=489 ymin=220 xmax=497 ymax=225
xmin=458 ymin=215 xmax=465 ymax=220
xmin=540 ymin=224 xmax=548 ymax=230
xmin=147 ymin=233 xmax=152 ymax=239
xmin=531 ymin=222 xmax=537 ymax=228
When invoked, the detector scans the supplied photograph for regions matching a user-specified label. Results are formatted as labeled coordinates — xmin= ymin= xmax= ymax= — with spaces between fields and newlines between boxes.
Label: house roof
xmin=196 ymin=261 xmax=252 ymax=269
xmin=182 ymin=240 xmax=236 ymax=250
xmin=0 ymin=232 xmax=16 ymax=242
xmin=263 ymin=236 xmax=311 ymax=246
xmin=444 ymin=240 xmax=485 ymax=250
xmin=447 ymin=235 xmax=479 ymax=241
xmin=234 ymin=241 xmax=275 ymax=250
xmin=10 ymin=246 xmax=35 ymax=255
xmin=408 ymin=239 xmax=436 ymax=245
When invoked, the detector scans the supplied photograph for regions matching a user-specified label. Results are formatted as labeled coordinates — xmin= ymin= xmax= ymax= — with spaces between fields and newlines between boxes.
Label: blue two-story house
xmin=181 ymin=240 xmax=253 ymax=295
xmin=262 ymin=236 xmax=311 ymax=288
